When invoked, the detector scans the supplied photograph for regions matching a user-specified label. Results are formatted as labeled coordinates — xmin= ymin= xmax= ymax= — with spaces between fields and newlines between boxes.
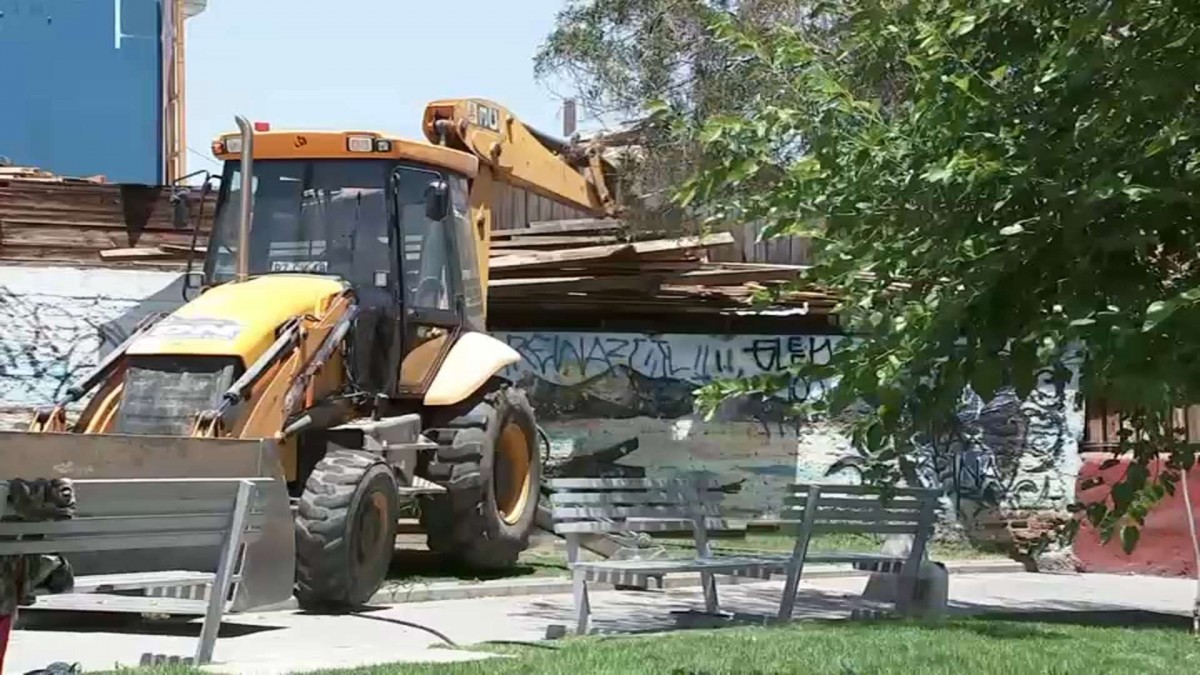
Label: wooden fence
xmin=1082 ymin=396 xmax=1200 ymax=452
xmin=707 ymin=221 xmax=811 ymax=265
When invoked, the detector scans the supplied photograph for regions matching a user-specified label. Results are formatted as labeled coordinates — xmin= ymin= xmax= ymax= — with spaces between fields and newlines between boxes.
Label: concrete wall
xmin=0 ymin=0 xmax=163 ymax=183
xmin=0 ymin=268 xmax=1086 ymax=530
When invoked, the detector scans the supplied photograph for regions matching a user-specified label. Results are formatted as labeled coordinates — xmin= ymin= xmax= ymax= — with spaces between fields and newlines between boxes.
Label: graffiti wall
xmin=497 ymin=330 xmax=1085 ymax=525
xmin=496 ymin=331 xmax=849 ymax=517
xmin=907 ymin=374 xmax=1085 ymax=533
xmin=0 ymin=267 xmax=183 ymax=414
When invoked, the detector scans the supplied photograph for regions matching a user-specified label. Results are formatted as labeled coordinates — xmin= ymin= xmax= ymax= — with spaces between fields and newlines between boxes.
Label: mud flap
xmin=0 ymin=431 xmax=295 ymax=612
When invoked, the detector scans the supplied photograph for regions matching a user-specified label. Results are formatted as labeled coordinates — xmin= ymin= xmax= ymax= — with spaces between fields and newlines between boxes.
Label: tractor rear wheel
xmin=294 ymin=448 xmax=399 ymax=612
xmin=419 ymin=381 xmax=541 ymax=570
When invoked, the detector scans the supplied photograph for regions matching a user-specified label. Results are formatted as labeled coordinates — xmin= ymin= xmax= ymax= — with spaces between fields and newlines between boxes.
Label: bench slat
xmin=783 ymin=496 xmax=924 ymax=511
xmin=0 ymin=531 xmax=230 ymax=555
xmin=71 ymin=571 xmax=215 ymax=593
xmin=573 ymin=555 xmax=786 ymax=577
xmin=27 ymin=592 xmax=210 ymax=616
xmin=553 ymin=504 xmax=721 ymax=520
xmin=788 ymin=483 xmax=939 ymax=498
xmin=550 ymin=491 xmax=723 ymax=506
xmin=61 ymin=498 xmax=268 ymax=519
xmin=555 ymin=517 xmax=730 ymax=534
xmin=810 ymin=522 xmax=930 ymax=535
xmin=549 ymin=478 xmax=722 ymax=490
xmin=779 ymin=506 xmax=924 ymax=523
xmin=0 ymin=513 xmax=268 ymax=537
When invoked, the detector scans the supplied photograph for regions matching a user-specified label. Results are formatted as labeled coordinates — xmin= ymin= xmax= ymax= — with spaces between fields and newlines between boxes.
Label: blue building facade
xmin=0 ymin=0 xmax=164 ymax=184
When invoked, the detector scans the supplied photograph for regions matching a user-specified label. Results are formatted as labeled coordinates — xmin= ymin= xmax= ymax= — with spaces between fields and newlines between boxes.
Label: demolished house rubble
xmin=489 ymin=218 xmax=835 ymax=326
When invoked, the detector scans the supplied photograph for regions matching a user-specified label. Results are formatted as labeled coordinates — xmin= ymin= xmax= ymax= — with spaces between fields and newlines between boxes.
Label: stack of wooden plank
xmin=0 ymin=174 xmax=215 ymax=268
xmin=488 ymin=219 xmax=836 ymax=316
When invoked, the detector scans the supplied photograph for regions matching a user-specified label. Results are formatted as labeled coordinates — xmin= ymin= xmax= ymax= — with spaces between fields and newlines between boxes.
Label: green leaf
xmin=970 ymin=358 xmax=1003 ymax=401
xmin=700 ymin=124 xmax=724 ymax=144
xmin=950 ymin=13 xmax=978 ymax=36
xmin=866 ymin=422 xmax=884 ymax=452
xmin=989 ymin=65 xmax=1009 ymax=82
xmin=1143 ymin=299 xmax=1180 ymax=332
xmin=922 ymin=163 xmax=954 ymax=183
xmin=999 ymin=224 xmax=1024 ymax=236
xmin=1122 ymin=185 xmax=1154 ymax=201
xmin=1119 ymin=524 xmax=1140 ymax=554
xmin=947 ymin=74 xmax=971 ymax=93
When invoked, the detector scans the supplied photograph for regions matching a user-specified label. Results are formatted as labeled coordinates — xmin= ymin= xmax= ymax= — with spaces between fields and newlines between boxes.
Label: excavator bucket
xmin=0 ymin=430 xmax=295 ymax=612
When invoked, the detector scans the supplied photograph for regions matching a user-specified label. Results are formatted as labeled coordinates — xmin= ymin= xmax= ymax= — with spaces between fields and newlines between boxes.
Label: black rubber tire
xmin=294 ymin=448 xmax=399 ymax=612
xmin=419 ymin=382 xmax=542 ymax=570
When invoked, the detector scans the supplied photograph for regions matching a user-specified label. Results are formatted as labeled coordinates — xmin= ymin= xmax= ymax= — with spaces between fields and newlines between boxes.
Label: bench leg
xmin=895 ymin=564 xmax=920 ymax=616
xmin=701 ymin=572 xmax=719 ymax=614
xmin=195 ymin=480 xmax=254 ymax=665
xmin=572 ymin=569 xmax=591 ymax=636
xmin=777 ymin=558 xmax=807 ymax=622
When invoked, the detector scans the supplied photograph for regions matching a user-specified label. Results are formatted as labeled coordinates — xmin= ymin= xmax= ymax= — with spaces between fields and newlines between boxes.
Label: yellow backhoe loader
xmin=4 ymin=99 xmax=619 ymax=612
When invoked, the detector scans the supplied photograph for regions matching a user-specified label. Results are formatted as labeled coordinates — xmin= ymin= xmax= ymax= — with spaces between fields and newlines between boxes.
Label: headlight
xmin=347 ymin=136 xmax=374 ymax=152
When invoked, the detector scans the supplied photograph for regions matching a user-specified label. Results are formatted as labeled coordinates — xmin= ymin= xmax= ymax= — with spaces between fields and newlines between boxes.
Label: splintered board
xmin=486 ymin=219 xmax=832 ymax=319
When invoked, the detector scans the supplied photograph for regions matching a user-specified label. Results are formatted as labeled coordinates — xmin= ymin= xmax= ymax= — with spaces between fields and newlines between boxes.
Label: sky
xmin=184 ymin=0 xmax=579 ymax=175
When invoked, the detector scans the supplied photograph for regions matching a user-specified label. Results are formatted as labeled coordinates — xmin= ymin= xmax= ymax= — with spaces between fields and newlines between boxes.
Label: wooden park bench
xmin=549 ymin=477 xmax=784 ymax=635
xmin=0 ymin=475 xmax=290 ymax=666
xmin=775 ymin=482 xmax=941 ymax=620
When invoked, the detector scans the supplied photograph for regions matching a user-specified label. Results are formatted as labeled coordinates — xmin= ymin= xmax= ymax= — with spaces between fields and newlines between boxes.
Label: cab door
xmin=390 ymin=166 xmax=463 ymax=396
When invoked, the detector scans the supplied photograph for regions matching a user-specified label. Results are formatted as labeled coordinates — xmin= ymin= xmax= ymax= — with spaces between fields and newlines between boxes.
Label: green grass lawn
xmin=108 ymin=615 xmax=1200 ymax=675
xmin=320 ymin=616 xmax=1200 ymax=675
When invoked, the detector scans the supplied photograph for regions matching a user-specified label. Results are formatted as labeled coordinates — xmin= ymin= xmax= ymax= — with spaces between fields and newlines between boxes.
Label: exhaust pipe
xmin=234 ymin=115 xmax=255 ymax=282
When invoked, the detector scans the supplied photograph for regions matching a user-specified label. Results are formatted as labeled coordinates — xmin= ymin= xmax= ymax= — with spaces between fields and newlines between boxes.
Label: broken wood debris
xmin=488 ymin=219 xmax=833 ymax=316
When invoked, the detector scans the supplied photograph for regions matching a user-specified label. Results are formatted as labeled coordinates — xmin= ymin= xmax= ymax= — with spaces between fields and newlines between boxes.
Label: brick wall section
xmin=1074 ymin=453 xmax=1200 ymax=577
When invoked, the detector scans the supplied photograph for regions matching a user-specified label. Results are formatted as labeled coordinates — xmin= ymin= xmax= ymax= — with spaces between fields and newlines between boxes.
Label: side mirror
xmin=424 ymin=180 xmax=449 ymax=222
xmin=184 ymin=270 xmax=205 ymax=289
xmin=181 ymin=269 xmax=205 ymax=302
xmin=170 ymin=190 xmax=191 ymax=230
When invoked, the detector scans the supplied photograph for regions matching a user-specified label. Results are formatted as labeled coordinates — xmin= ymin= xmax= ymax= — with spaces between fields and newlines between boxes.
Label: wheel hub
xmin=356 ymin=491 xmax=389 ymax=566
xmin=495 ymin=423 xmax=532 ymax=525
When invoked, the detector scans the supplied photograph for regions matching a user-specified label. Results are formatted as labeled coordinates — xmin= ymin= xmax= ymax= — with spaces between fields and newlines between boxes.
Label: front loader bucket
xmin=0 ymin=431 xmax=295 ymax=612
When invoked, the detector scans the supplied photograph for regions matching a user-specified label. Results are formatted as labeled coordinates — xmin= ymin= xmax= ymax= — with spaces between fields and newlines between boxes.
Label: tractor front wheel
xmin=294 ymin=448 xmax=399 ymax=612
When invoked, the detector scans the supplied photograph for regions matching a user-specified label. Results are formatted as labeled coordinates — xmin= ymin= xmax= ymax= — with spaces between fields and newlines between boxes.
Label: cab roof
xmin=211 ymin=129 xmax=479 ymax=178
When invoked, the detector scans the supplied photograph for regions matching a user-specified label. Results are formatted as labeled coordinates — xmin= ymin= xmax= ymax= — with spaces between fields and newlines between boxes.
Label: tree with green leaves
xmin=535 ymin=0 xmax=814 ymax=226
xmin=672 ymin=0 xmax=1200 ymax=560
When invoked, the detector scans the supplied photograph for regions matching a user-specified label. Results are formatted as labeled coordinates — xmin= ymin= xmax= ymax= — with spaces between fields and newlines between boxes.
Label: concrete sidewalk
xmin=7 ymin=572 xmax=1196 ymax=674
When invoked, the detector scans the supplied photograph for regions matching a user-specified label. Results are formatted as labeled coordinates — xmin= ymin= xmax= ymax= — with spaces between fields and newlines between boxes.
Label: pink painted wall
xmin=1074 ymin=453 xmax=1200 ymax=577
